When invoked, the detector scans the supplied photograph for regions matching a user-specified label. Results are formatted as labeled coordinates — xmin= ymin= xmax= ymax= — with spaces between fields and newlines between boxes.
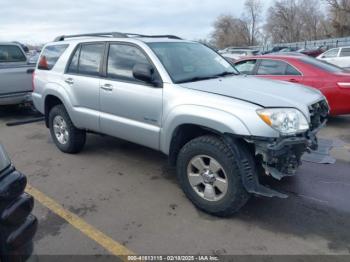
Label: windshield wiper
xmin=214 ymin=71 xmax=238 ymax=77
xmin=177 ymin=75 xmax=220 ymax=84
xmin=177 ymin=71 xmax=238 ymax=84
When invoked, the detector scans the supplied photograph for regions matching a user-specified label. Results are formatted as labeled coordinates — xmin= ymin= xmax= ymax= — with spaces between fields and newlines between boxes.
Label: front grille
xmin=309 ymin=100 xmax=329 ymax=131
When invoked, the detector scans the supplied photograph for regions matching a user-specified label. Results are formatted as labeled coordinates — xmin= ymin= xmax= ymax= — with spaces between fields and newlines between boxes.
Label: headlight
xmin=257 ymin=108 xmax=309 ymax=135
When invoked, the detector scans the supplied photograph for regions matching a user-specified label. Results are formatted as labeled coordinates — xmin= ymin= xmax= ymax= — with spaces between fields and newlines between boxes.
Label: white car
xmin=221 ymin=49 xmax=258 ymax=62
xmin=317 ymin=47 xmax=350 ymax=68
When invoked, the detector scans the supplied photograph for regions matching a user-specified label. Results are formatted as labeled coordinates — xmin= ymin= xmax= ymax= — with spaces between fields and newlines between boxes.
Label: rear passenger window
xmin=66 ymin=43 xmax=105 ymax=77
xmin=78 ymin=44 xmax=105 ymax=76
xmin=340 ymin=48 xmax=350 ymax=57
xmin=107 ymin=44 xmax=151 ymax=82
xmin=257 ymin=60 xmax=287 ymax=75
xmin=67 ymin=46 xmax=80 ymax=74
xmin=0 ymin=45 xmax=26 ymax=62
xmin=38 ymin=45 xmax=68 ymax=70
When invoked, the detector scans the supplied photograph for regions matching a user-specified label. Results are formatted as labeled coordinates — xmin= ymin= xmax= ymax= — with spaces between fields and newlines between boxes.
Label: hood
xmin=179 ymin=75 xmax=323 ymax=110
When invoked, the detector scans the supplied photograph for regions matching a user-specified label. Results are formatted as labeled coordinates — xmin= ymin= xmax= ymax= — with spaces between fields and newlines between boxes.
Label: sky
xmin=0 ymin=0 xmax=273 ymax=45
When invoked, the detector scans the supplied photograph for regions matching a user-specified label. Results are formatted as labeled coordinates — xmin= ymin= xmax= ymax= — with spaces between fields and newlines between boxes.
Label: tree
xmin=211 ymin=15 xmax=250 ymax=49
xmin=243 ymin=0 xmax=263 ymax=45
xmin=324 ymin=0 xmax=350 ymax=37
xmin=264 ymin=0 xmax=329 ymax=43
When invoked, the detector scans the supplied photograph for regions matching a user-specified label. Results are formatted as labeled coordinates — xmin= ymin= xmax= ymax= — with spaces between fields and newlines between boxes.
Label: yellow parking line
xmin=26 ymin=184 xmax=134 ymax=259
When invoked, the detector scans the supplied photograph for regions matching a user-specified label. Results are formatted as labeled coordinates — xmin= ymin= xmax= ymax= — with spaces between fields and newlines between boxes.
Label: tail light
xmin=38 ymin=55 xmax=48 ymax=70
xmin=337 ymin=82 xmax=350 ymax=88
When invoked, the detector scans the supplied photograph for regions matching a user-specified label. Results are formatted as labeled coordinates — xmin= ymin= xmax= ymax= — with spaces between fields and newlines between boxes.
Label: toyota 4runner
xmin=32 ymin=32 xmax=329 ymax=217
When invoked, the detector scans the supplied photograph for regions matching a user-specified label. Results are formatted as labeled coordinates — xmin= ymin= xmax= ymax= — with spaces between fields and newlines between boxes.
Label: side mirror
xmin=133 ymin=63 xmax=158 ymax=86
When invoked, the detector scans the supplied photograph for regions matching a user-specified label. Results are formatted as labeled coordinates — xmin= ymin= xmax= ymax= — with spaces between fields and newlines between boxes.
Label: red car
xmin=234 ymin=55 xmax=350 ymax=116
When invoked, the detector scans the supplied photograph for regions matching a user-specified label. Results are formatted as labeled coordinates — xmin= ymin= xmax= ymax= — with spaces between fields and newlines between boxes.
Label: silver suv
xmin=32 ymin=32 xmax=329 ymax=216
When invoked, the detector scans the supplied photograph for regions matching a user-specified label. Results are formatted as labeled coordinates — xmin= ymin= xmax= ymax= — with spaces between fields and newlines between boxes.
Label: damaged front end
xmin=254 ymin=132 xmax=318 ymax=181
xmin=243 ymin=100 xmax=329 ymax=199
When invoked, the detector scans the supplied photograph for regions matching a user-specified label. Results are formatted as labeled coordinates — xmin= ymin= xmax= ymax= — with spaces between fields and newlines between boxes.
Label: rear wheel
xmin=176 ymin=135 xmax=251 ymax=217
xmin=49 ymin=104 xmax=86 ymax=154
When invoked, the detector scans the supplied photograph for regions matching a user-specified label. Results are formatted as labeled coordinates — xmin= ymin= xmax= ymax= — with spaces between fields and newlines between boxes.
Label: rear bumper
xmin=31 ymin=92 xmax=44 ymax=114
xmin=0 ymin=92 xmax=32 ymax=106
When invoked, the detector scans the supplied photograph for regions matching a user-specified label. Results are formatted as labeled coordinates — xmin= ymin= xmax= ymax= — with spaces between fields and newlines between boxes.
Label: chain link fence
xmin=251 ymin=36 xmax=350 ymax=52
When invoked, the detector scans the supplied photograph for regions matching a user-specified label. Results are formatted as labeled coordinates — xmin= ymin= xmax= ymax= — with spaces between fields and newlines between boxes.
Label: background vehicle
xmin=262 ymin=46 xmax=288 ymax=54
xmin=0 ymin=43 xmax=35 ymax=106
xmin=221 ymin=48 xmax=259 ymax=62
xmin=32 ymin=33 xmax=327 ymax=217
xmin=0 ymin=144 xmax=37 ymax=262
xmin=299 ymin=47 xmax=326 ymax=57
xmin=317 ymin=46 xmax=350 ymax=68
xmin=235 ymin=55 xmax=350 ymax=116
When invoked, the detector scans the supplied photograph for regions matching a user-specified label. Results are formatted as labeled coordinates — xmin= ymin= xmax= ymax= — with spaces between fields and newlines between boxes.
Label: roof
xmin=45 ymin=37 xmax=193 ymax=48
xmin=52 ymin=32 xmax=187 ymax=44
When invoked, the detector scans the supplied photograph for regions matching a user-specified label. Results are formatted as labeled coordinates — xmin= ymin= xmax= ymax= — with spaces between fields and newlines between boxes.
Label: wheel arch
xmin=161 ymin=106 xmax=251 ymax=165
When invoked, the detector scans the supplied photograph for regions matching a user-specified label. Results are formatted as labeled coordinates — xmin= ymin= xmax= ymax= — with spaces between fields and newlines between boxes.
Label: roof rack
xmin=54 ymin=32 xmax=182 ymax=42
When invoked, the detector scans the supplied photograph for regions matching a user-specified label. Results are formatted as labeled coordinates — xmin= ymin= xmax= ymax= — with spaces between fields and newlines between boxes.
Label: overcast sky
xmin=0 ymin=0 xmax=273 ymax=44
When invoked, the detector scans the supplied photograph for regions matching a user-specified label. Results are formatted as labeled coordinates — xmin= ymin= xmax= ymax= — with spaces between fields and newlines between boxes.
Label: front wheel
xmin=49 ymin=104 xmax=86 ymax=154
xmin=176 ymin=135 xmax=251 ymax=217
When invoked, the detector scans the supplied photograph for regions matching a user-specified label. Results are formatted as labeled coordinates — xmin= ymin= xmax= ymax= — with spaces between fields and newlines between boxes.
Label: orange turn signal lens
xmin=258 ymin=113 xmax=272 ymax=126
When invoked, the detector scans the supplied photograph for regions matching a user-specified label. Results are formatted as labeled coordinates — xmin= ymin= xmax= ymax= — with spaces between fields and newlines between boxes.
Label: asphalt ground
xmin=0 ymin=105 xmax=350 ymax=259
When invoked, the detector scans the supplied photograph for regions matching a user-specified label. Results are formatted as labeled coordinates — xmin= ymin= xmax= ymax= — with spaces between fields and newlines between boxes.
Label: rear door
xmin=63 ymin=42 xmax=106 ymax=131
xmin=0 ymin=44 xmax=33 ymax=95
xmin=255 ymin=59 xmax=303 ymax=83
xmin=99 ymin=42 xmax=163 ymax=150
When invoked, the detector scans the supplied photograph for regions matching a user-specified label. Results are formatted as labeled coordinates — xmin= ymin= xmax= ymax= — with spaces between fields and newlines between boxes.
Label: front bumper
xmin=250 ymin=130 xmax=319 ymax=180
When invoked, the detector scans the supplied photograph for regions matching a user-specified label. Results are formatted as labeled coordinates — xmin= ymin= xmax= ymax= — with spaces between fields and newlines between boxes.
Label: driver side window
xmin=107 ymin=44 xmax=153 ymax=83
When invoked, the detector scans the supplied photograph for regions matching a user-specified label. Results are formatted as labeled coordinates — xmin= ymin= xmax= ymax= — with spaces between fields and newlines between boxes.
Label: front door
xmin=99 ymin=43 xmax=163 ymax=150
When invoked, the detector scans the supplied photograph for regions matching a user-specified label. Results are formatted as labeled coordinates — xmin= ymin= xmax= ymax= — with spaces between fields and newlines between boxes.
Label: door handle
xmin=65 ymin=78 xmax=74 ymax=85
xmin=100 ymin=83 xmax=113 ymax=91
xmin=288 ymin=79 xmax=299 ymax=83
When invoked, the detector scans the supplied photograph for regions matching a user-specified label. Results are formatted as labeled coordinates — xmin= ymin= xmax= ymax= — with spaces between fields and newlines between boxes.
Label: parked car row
xmin=234 ymin=55 xmax=350 ymax=116
xmin=219 ymin=45 xmax=350 ymax=69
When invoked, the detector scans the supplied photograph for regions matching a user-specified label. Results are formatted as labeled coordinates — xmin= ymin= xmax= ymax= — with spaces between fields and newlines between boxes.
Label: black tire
xmin=176 ymin=135 xmax=252 ymax=217
xmin=49 ymin=104 xmax=86 ymax=154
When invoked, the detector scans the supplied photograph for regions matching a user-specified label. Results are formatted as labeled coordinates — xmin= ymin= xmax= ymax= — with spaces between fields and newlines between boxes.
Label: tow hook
xmin=0 ymin=145 xmax=37 ymax=262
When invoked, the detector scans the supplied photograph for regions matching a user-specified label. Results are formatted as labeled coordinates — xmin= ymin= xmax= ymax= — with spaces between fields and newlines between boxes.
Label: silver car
xmin=32 ymin=32 xmax=329 ymax=216
xmin=0 ymin=42 xmax=35 ymax=106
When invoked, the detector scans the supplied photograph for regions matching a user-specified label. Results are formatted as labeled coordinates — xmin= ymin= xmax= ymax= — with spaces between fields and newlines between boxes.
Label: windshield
xmin=148 ymin=42 xmax=239 ymax=83
xmin=301 ymin=56 xmax=345 ymax=73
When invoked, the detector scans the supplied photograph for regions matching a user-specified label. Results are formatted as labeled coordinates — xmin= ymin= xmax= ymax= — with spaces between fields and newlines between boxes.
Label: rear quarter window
xmin=0 ymin=45 xmax=26 ymax=62
xmin=38 ymin=44 xmax=68 ymax=70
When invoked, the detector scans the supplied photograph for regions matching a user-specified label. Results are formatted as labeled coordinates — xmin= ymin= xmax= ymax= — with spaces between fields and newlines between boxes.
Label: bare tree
xmin=324 ymin=0 xmax=350 ymax=37
xmin=243 ymin=0 xmax=263 ymax=45
xmin=211 ymin=15 xmax=250 ymax=49
xmin=299 ymin=0 xmax=328 ymax=40
xmin=264 ymin=0 xmax=302 ymax=43
xmin=264 ymin=0 xmax=329 ymax=43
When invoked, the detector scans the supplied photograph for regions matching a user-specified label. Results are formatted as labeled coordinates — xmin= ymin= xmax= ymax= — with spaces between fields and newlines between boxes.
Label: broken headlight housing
xmin=257 ymin=108 xmax=309 ymax=136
